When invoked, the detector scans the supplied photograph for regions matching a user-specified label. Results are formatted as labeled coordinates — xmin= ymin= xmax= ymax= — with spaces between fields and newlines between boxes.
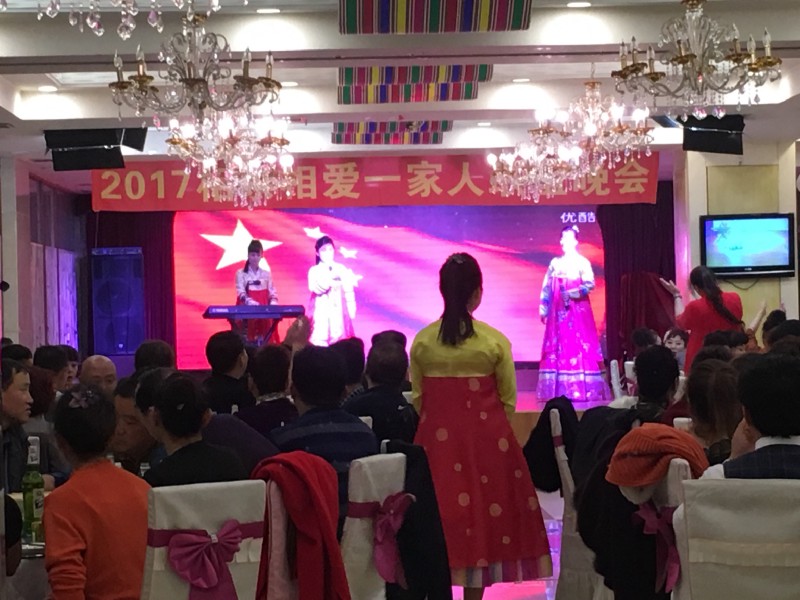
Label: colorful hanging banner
xmin=331 ymin=132 xmax=446 ymax=144
xmin=339 ymin=65 xmax=493 ymax=85
xmin=338 ymin=82 xmax=478 ymax=104
xmin=91 ymin=152 xmax=660 ymax=212
xmin=333 ymin=120 xmax=453 ymax=134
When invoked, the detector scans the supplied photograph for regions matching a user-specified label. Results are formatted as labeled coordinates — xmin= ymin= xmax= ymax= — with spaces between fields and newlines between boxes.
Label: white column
xmin=0 ymin=157 xmax=19 ymax=342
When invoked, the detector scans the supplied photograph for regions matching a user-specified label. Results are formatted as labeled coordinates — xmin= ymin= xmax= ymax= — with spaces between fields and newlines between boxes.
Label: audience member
xmin=631 ymin=327 xmax=660 ymax=357
xmin=136 ymin=370 xmax=247 ymax=487
xmin=703 ymin=329 xmax=749 ymax=356
xmin=704 ymin=353 xmax=800 ymax=479
xmin=633 ymin=346 xmax=680 ymax=423
xmin=45 ymin=385 xmax=150 ymax=600
xmin=109 ymin=375 xmax=166 ymax=475
xmin=1 ymin=337 xmax=13 ymax=347
xmin=235 ymin=344 xmax=298 ymax=437
xmin=33 ymin=345 xmax=70 ymax=393
xmin=343 ymin=340 xmax=418 ymax=443
xmin=23 ymin=365 xmax=70 ymax=485
xmin=281 ymin=315 xmax=311 ymax=352
xmin=765 ymin=319 xmax=800 ymax=349
xmin=761 ymin=308 xmax=788 ymax=350
xmin=660 ymin=265 xmax=743 ymax=372
xmin=767 ymin=335 xmax=800 ymax=357
xmin=134 ymin=339 xmax=176 ymax=371
xmin=686 ymin=359 xmax=741 ymax=464
xmin=371 ymin=329 xmax=407 ymax=349
xmin=58 ymin=345 xmax=80 ymax=387
xmin=79 ymin=355 xmax=118 ymax=399
xmin=3 ymin=344 xmax=33 ymax=366
xmin=203 ymin=331 xmax=255 ymax=414
xmin=330 ymin=337 xmax=366 ymax=401
xmin=1 ymin=360 xmax=33 ymax=493
xmin=5 ymin=494 xmax=22 ymax=576
xmin=270 ymin=346 xmax=377 ymax=532
xmin=202 ymin=414 xmax=280 ymax=476
xmin=663 ymin=327 xmax=688 ymax=370
xmin=691 ymin=344 xmax=733 ymax=366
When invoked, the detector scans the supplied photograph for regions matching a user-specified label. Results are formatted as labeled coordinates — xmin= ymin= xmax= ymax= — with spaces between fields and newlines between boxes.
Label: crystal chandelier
xmin=166 ymin=108 xmax=296 ymax=210
xmin=612 ymin=0 xmax=781 ymax=120
xmin=109 ymin=11 xmax=281 ymax=122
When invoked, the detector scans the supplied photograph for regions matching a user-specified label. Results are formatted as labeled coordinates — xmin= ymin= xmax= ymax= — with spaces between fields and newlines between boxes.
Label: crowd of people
xmin=1 ymin=259 xmax=798 ymax=600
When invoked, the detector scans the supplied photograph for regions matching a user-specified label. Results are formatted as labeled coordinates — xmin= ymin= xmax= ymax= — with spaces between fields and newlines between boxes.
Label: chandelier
xmin=167 ymin=108 xmax=296 ymax=210
xmin=109 ymin=12 xmax=281 ymax=122
xmin=488 ymin=72 xmax=653 ymax=203
xmin=612 ymin=0 xmax=781 ymax=120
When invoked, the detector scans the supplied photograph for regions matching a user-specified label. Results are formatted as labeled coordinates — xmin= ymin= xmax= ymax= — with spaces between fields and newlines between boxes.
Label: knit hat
xmin=606 ymin=423 xmax=709 ymax=487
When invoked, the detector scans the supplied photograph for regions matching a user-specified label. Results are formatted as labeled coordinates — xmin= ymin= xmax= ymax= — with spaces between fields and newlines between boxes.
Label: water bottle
xmin=22 ymin=437 xmax=45 ymax=543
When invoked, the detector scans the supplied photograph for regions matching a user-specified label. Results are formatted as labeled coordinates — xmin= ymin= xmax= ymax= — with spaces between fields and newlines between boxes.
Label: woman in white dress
xmin=308 ymin=236 xmax=357 ymax=346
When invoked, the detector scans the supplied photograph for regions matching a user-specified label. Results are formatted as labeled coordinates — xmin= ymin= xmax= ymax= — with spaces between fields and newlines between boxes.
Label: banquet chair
xmin=341 ymin=453 xmax=411 ymax=600
xmin=549 ymin=409 xmax=613 ymax=600
xmin=264 ymin=480 xmax=298 ymax=600
xmin=609 ymin=360 xmax=624 ymax=399
xmin=673 ymin=479 xmax=800 ymax=600
xmin=140 ymin=480 xmax=266 ymax=600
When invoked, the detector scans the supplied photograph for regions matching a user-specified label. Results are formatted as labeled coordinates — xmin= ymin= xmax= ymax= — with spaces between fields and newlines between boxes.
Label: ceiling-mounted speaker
xmin=682 ymin=115 xmax=745 ymax=156
xmin=43 ymin=128 xmax=148 ymax=171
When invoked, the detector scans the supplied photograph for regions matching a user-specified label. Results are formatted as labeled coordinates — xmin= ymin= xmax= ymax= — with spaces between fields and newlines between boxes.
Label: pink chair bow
xmin=635 ymin=502 xmax=680 ymax=593
xmin=148 ymin=519 xmax=263 ymax=600
xmin=348 ymin=492 xmax=416 ymax=586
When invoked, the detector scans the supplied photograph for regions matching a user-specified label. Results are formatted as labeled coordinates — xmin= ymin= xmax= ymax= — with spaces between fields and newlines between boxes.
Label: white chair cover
xmin=609 ymin=360 xmax=624 ymax=400
xmin=673 ymin=478 xmax=800 ymax=600
xmin=549 ymin=409 xmax=613 ymax=600
xmin=141 ymin=480 xmax=266 ymax=600
xmin=340 ymin=453 xmax=407 ymax=600
xmin=265 ymin=480 xmax=298 ymax=600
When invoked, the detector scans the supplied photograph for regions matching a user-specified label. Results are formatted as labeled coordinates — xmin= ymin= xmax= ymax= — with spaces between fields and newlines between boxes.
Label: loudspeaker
xmin=91 ymin=247 xmax=145 ymax=356
xmin=682 ymin=115 xmax=745 ymax=156
xmin=44 ymin=128 xmax=148 ymax=171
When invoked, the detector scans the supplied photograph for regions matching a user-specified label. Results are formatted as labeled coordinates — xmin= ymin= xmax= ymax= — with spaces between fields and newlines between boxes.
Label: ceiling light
xmin=512 ymin=78 xmax=530 ymax=83
xmin=477 ymin=122 xmax=492 ymax=127
xmin=282 ymin=81 xmax=299 ymax=87
xmin=256 ymin=8 xmax=281 ymax=14
xmin=38 ymin=85 xmax=58 ymax=93
xmin=567 ymin=2 xmax=592 ymax=7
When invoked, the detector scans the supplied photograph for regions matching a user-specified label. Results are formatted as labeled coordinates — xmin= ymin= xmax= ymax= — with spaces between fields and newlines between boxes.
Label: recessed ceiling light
xmin=477 ymin=122 xmax=492 ymax=127
xmin=282 ymin=81 xmax=299 ymax=87
xmin=567 ymin=2 xmax=592 ymax=7
xmin=512 ymin=78 xmax=530 ymax=83
xmin=256 ymin=7 xmax=280 ymax=14
xmin=38 ymin=85 xmax=58 ymax=93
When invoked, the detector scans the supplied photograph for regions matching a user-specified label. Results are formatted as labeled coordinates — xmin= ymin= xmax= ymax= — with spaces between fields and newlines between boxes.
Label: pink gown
xmin=536 ymin=254 xmax=610 ymax=403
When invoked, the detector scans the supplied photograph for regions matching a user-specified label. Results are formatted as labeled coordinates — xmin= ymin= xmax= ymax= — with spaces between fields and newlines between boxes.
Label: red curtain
xmin=86 ymin=210 xmax=176 ymax=349
xmin=597 ymin=182 xmax=676 ymax=362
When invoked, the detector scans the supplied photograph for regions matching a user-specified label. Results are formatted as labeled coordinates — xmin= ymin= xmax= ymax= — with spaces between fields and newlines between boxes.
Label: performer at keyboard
xmin=235 ymin=239 xmax=279 ymax=344
xmin=308 ymin=235 xmax=357 ymax=346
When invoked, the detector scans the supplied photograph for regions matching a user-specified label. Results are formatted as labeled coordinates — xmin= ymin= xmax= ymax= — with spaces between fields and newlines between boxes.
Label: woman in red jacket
xmin=660 ymin=266 xmax=743 ymax=372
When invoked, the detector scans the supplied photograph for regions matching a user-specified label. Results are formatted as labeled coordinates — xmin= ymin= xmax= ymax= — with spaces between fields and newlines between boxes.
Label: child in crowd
xmin=663 ymin=327 xmax=688 ymax=370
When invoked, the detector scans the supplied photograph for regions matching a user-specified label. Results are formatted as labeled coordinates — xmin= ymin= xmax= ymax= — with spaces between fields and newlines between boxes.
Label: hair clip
xmin=68 ymin=388 xmax=101 ymax=410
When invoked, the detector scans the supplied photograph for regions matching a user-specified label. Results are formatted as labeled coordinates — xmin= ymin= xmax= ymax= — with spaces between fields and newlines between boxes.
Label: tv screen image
xmin=700 ymin=213 xmax=796 ymax=278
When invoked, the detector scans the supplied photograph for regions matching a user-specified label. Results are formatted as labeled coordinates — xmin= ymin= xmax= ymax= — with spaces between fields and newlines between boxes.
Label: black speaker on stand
xmin=91 ymin=247 xmax=145 ymax=356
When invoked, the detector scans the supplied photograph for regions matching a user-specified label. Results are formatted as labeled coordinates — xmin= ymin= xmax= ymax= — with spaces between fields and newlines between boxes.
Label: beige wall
xmin=674 ymin=142 xmax=798 ymax=344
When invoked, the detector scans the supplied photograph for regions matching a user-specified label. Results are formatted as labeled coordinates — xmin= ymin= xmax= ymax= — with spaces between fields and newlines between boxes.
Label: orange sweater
xmin=44 ymin=460 xmax=149 ymax=600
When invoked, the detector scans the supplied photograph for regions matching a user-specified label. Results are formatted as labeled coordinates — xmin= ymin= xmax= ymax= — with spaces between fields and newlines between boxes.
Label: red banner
xmin=91 ymin=152 xmax=659 ymax=212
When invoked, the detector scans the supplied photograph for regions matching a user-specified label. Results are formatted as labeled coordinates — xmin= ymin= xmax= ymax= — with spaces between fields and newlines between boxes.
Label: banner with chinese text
xmin=92 ymin=152 xmax=659 ymax=212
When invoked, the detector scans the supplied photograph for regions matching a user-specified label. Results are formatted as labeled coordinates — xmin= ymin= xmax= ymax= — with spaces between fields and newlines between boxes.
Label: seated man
xmin=134 ymin=340 xmax=176 ymax=371
xmin=271 ymin=346 xmax=378 ymax=531
xmin=703 ymin=353 xmax=800 ymax=480
xmin=236 ymin=344 xmax=298 ymax=437
xmin=109 ymin=375 xmax=166 ymax=475
xmin=343 ymin=340 xmax=418 ymax=443
xmin=3 ymin=344 xmax=33 ymax=367
xmin=79 ymin=355 xmax=118 ymax=400
xmin=203 ymin=331 xmax=255 ymax=414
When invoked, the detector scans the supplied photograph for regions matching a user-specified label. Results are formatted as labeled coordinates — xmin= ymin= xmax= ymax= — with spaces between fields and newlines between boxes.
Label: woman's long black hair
xmin=243 ymin=239 xmax=263 ymax=273
xmin=315 ymin=235 xmax=334 ymax=265
xmin=438 ymin=253 xmax=482 ymax=346
xmin=690 ymin=266 xmax=742 ymax=325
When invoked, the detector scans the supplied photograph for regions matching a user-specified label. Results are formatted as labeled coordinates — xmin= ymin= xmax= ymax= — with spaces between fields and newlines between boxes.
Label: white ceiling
xmin=0 ymin=0 xmax=799 ymax=191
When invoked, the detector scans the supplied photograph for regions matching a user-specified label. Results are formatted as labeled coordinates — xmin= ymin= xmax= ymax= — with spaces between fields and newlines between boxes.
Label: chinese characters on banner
xmin=91 ymin=152 xmax=660 ymax=212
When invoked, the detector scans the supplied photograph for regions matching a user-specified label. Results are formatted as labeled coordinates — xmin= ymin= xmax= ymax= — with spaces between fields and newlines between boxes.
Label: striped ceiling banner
xmin=331 ymin=132 xmax=445 ymax=144
xmin=338 ymin=82 xmax=478 ymax=104
xmin=339 ymin=65 xmax=493 ymax=86
xmin=339 ymin=0 xmax=532 ymax=34
xmin=333 ymin=120 xmax=454 ymax=134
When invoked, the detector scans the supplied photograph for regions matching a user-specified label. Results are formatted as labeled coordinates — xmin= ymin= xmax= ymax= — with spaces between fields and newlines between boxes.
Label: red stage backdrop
xmin=94 ymin=153 xmax=659 ymax=212
xmin=174 ymin=205 xmax=606 ymax=369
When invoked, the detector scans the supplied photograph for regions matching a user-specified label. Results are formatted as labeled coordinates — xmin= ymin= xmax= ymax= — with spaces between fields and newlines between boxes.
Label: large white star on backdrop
xmin=201 ymin=220 xmax=282 ymax=270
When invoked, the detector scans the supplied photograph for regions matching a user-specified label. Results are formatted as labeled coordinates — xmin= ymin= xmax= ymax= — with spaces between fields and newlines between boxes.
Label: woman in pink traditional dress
xmin=411 ymin=253 xmax=551 ymax=600
xmin=536 ymin=225 xmax=609 ymax=403
xmin=308 ymin=236 xmax=357 ymax=347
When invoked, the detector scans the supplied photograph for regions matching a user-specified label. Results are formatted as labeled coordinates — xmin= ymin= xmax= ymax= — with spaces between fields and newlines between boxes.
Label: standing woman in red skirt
xmin=410 ymin=253 xmax=552 ymax=599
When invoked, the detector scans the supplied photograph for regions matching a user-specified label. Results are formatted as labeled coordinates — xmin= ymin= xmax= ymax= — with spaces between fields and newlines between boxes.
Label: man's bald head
xmin=79 ymin=355 xmax=118 ymax=398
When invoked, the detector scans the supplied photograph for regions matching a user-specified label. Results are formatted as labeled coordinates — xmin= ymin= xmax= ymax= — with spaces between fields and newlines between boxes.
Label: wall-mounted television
xmin=700 ymin=213 xmax=796 ymax=278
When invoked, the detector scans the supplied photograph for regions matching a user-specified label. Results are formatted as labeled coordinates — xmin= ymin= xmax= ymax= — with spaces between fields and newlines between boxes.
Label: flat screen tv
xmin=700 ymin=213 xmax=796 ymax=278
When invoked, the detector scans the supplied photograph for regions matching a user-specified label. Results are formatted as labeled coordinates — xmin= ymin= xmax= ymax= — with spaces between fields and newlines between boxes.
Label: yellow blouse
xmin=410 ymin=319 xmax=517 ymax=417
